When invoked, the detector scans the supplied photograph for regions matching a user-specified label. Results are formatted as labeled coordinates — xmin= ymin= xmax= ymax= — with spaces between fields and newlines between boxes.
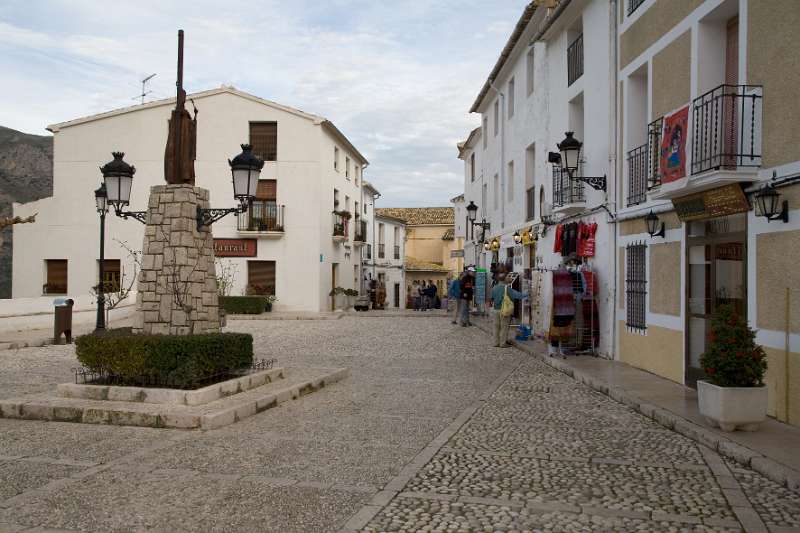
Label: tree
xmin=700 ymin=304 xmax=767 ymax=387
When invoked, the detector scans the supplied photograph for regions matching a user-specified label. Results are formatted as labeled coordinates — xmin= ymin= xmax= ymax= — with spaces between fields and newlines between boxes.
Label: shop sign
xmin=213 ymin=238 xmax=257 ymax=257
xmin=450 ymin=249 xmax=465 ymax=258
xmin=672 ymin=184 xmax=750 ymax=222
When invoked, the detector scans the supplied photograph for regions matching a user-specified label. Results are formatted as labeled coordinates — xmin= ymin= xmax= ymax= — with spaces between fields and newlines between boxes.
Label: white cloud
xmin=0 ymin=0 xmax=528 ymax=206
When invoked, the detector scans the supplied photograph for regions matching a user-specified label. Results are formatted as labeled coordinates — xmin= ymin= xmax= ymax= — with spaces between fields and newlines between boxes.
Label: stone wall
xmin=134 ymin=185 xmax=220 ymax=335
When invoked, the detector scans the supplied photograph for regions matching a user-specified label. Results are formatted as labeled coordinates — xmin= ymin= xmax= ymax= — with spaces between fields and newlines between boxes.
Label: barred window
xmin=249 ymin=122 xmax=277 ymax=161
xmin=626 ymin=242 xmax=647 ymax=331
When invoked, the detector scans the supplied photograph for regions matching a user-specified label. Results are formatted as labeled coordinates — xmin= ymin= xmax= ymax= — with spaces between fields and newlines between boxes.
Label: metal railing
xmin=393 ymin=245 xmax=400 ymax=260
xmin=526 ymin=187 xmax=535 ymax=220
xmin=627 ymin=0 xmax=646 ymax=16
xmin=626 ymin=144 xmax=648 ymax=207
xmin=552 ymin=165 xmax=585 ymax=207
xmin=691 ymin=84 xmax=762 ymax=175
xmin=647 ymin=117 xmax=663 ymax=188
xmin=333 ymin=212 xmax=348 ymax=237
xmin=378 ymin=243 xmax=385 ymax=259
xmin=567 ymin=34 xmax=583 ymax=86
xmin=365 ymin=244 xmax=372 ymax=259
xmin=238 ymin=202 xmax=284 ymax=232
xmin=354 ymin=219 xmax=367 ymax=242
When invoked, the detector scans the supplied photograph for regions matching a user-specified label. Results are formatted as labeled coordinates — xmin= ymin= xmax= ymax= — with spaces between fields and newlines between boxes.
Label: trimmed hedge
xmin=75 ymin=331 xmax=254 ymax=388
xmin=219 ymin=296 xmax=267 ymax=315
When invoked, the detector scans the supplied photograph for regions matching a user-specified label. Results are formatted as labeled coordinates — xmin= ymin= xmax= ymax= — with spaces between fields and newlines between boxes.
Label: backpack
xmin=500 ymin=285 xmax=514 ymax=318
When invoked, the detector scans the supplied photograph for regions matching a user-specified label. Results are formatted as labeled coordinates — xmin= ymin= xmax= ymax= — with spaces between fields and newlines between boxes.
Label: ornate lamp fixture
xmin=196 ymin=144 xmax=263 ymax=230
xmin=754 ymin=183 xmax=789 ymax=223
xmin=644 ymin=210 xmax=665 ymax=238
xmin=513 ymin=230 xmax=522 ymax=244
xmin=556 ymin=131 xmax=606 ymax=192
xmin=465 ymin=200 xmax=491 ymax=242
xmin=100 ymin=152 xmax=146 ymax=223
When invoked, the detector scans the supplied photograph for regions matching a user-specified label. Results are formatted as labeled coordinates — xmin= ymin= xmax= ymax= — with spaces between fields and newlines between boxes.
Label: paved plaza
xmin=0 ymin=316 xmax=799 ymax=532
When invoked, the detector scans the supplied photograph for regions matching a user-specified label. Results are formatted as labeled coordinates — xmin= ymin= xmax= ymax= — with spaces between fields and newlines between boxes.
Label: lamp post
xmin=556 ymin=131 xmax=606 ymax=192
xmin=94 ymin=184 xmax=108 ymax=331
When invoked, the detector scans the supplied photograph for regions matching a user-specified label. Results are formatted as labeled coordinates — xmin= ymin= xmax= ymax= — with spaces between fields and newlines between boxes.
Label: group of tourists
xmin=448 ymin=267 xmax=527 ymax=348
xmin=411 ymin=280 xmax=439 ymax=311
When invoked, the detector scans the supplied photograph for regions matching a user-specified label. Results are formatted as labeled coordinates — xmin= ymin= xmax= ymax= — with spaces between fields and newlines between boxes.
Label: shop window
xmin=626 ymin=242 xmax=647 ymax=331
xmin=44 ymin=259 xmax=68 ymax=294
xmin=247 ymin=260 xmax=275 ymax=296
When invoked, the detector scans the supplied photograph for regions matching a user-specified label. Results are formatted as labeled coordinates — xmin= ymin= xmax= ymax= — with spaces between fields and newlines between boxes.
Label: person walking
xmin=448 ymin=276 xmax=461 ymax=324
xmin=459 ymin=270 xmax=474 ymax=326
xmin=491 ymin=273 xmax=526 ymax=347
xmin=427 ymin=280 xmax=438 ymax=310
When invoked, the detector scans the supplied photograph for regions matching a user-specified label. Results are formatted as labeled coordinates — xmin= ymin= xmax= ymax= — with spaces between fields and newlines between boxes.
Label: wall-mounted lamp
xmin=513 ymin=231 xmax=521 ymax=244
xmin=754 ymin=183 xmax=789 ymax=223
xmin=645 ymin=210 xmax=665 ymax=238
xmin=556 ymin=132 xmax=606 ymax=192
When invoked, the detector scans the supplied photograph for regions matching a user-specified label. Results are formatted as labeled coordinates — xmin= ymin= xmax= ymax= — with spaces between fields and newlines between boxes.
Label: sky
xmin=0 ymin=0 xmax=529 ymax=207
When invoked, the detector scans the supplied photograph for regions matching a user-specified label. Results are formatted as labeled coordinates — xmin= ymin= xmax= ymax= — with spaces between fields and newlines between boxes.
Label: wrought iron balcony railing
xmin=393 ymin=245 xmax=400 ymax=260
xmin=626 ymin=144 xmax=649 ymax=207
xmin=333 ymin=212 xmax=348 ymax=238
xmin=691 ymin=84 xmax=762 ymax=175
xmin=378 ymin=243 xmax=385 ymax=259
xmin=354 ymin=219 xmax=367 ymax=242
xmin=567 ymin=34 xmax=583 ymax=86
xmin=238 ymin=202 xmax=285 ymax=232
xmin=627 ymin=0 xmax=646 ymax=16
xmin=552 ymin=166 xmax=585 ymax=207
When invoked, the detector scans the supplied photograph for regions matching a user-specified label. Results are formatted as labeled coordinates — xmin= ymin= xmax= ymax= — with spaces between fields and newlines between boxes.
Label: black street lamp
xmin=196 ymin=144 xmax=263 ymax=230
xmin=754 ymin=183 xmax=789 ymax=223
xmin=465 ymin=200 xmax=491 ymax=242
xmin=94 ymin=184 xmax=108 ymax=331
xmin=556 ymin=131 xmax=606 ymax=192
xmin=100 ymin=152 xmax=146 ymax=223
xmin=644 ymin=210 xmax=666 ymax=238
xmin=513 ymin=230 xmax=522 ymax=244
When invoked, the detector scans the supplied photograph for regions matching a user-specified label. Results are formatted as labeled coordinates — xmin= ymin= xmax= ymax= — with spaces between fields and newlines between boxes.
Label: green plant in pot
xmin=697 ymin=304 xmax=768 ymax=432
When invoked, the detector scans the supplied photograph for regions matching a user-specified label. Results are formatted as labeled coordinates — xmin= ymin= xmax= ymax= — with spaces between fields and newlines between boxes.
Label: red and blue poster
xmin=660 ymin=105 xmax=689 ymax=183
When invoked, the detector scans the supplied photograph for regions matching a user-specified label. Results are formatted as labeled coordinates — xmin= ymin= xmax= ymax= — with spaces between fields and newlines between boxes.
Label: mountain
xmin=0 ymin=125 xmax=54 ymax=298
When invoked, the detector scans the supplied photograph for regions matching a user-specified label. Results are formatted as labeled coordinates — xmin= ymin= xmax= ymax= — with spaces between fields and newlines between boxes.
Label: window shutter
xmin=249 ymin=122 xmax=277 ymax=161
xmin=46 ymin=259 xmax=68 ymax=293
xmin=255 ymin=179 xmax=277 ymax=201
xmin=247 ymin=261 xmax=276 ymax=295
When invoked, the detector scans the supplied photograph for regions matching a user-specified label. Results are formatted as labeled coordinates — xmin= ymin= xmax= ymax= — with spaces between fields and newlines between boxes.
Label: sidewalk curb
xmin=472 ymin=319 xmax=800 ymax=494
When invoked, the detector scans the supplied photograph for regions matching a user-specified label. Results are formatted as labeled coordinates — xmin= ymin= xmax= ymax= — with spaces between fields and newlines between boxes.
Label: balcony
xmin=353 ymin=219 xmax=367 ymax=245
xmin=393 ymin=245 xmax=400 ymax=260
xmin=378 ymin=243 xmax=385 ymax=259
xmin=238 ymin=202 xmax=285 ymax=236
xmin=691 ymin=84 xmax=762 ymax=176
xmin=552 ymin=165 xmax=584 ymax=215
xmin=567 ymin=34 xmax=583 ymax=87
xmin=332 ymin=212 xmax=348 ymax=243
xmin=626 ymin=117 xmax=664 ymax=207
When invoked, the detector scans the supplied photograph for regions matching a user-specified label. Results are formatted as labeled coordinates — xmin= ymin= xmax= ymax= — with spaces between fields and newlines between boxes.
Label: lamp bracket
xmin=196 ymin=204 xmax=247 ymax=230
xmin=572 ymin=173 xmax=607 ymax=192
xmin=113 ymin=206 xmax=147 ymax=224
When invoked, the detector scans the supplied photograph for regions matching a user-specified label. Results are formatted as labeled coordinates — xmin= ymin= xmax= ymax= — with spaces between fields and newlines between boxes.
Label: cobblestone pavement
xmin=0 ymin=316 xmax=522 ymax=532
xmin=2 ymin=317 xmax=799 ymax=532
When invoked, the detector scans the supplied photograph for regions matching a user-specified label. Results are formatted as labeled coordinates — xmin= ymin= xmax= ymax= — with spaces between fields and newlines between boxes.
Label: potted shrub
xmin=698 ymin=305 xmax=768 ymax=432
xmin=344 ymin=289 xmax=358 ymax=310
xmin=264 ymin=295 xmax=277 ymax=312
xmin=329 ymin=287 xmax=346 ymax=310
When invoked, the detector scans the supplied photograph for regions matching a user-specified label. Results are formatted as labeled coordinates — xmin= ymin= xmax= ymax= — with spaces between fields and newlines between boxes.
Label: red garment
xmin=553 ymin=224 xmax=564 ymax=253
xmin=578 ymin=223 xmax=597 ymax=257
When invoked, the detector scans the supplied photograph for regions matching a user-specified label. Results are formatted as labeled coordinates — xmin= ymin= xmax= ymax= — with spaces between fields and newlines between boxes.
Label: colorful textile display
xmin=660 ymin=105 xmax=690 ymax=183
xmin=577 ymin=222 xmax=597 ymax=258
xmin=553 ymin=224 xmax=564 ymax=253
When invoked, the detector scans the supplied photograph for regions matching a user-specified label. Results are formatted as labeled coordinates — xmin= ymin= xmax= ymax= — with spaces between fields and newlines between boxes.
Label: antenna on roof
xmin=134 ymin=73 xmax=157 ymax=104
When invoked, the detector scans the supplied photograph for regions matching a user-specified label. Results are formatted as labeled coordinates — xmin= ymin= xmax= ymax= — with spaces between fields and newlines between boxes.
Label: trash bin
xmin=53 ymin=298 xmax=74 ymax=344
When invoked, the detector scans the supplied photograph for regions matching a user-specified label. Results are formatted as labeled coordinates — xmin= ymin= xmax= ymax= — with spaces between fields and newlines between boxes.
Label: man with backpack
xmin=459 ymin=269 xmax=474 ymax=327
xmin=491 ymin=272 xmax=526 ymax=348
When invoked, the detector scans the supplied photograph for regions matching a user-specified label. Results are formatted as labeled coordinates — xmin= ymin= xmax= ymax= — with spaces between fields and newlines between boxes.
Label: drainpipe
xmin=489 ymin=81 xmax=506 ymax=233
xmin=610 ymin=0 xmax=620 ymax=361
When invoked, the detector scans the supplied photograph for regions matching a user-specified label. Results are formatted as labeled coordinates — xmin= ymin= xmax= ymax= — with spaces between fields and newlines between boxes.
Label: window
xmin=364 ymin=203 xmax=368 ymax=215
xmin=249 ymin=122 xmax=277 ymax=161
xmin=247 ymin=260 xmax=276 ymax=296
xmin=470 ymin=153 xmax=475 ymax=182
xmin=507 ymin=77 xmax=515 ymax=118
xmin=334 ymin=188 xmax=339 ymax=208
xmin=346 ymin=157 xmax=351 ymax=179
xmin=354 ymin=165 xmax=360 ymax=185
xmin=526 ymin=187 xmax=535 ymax=221
xmin=507 ymin=161 xmax=514 ymax=202
xmin=243 ymin=180 xmax=281 ymax=231
xmin=334 ymin=146 xmax=340 ymax=171
xmin=526 ymin=48 xmax=535 ymax=95
xmin=483 ymin=117 xmax=489 ymax=148
xmin=99 ymin=259 xmax=121 ymax=292
xmin=626 ymin=242 xmax=647 ymax=331
xmin=378 ymin=223 xmax=385 ymax=258
xmin=493 ymin=174 xmax=499 ymax=210
xmin=365 ymin=244 xmax=372 ymax=260
xmin=567 ymin=33 xmax=584 ymax=86
xmin=482 ymin=183 xmax=488 ymax=214
xmin=493 ymin=100 xmax=499 ymax=136
xmin=44 ymin=259 xmax=67 ymax=294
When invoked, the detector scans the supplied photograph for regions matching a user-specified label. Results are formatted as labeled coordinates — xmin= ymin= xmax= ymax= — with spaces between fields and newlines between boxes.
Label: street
xmin=1 ymin=316 xmax=798 ymax=532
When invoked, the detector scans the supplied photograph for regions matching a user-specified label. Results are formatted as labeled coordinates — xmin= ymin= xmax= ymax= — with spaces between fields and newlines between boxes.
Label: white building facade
xmin=13 ymin=86 xmax=367 ymax=313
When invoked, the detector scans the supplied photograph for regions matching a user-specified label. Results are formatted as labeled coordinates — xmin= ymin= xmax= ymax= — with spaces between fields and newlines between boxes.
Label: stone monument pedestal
xmin=134 ymin=185 xmax=220 ymax=335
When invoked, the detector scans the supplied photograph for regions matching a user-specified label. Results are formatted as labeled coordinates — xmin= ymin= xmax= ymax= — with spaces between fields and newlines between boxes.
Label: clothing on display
xmin=553 ymin=221 xmax=597 ymax=258
xmin=547 ymin=265 xmax=599 ymax=354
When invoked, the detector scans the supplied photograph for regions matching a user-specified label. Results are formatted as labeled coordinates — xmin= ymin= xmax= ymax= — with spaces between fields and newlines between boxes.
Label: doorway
xmin=331 ymin=263 xmax=338 ymax=311
xmin=686 ymin=213 xmax=746 ymax=385
xmin=394 ymin=283 xmax=400 ymax=308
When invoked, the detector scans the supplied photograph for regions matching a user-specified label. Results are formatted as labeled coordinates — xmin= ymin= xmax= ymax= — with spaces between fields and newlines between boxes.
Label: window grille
xmin=567 ymin=34 xmax=583 ymax=86
xmin=627 ymin=0 xmax=646 ymax=16
xmin=626 ymin=242 xmax=647 ymax=331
